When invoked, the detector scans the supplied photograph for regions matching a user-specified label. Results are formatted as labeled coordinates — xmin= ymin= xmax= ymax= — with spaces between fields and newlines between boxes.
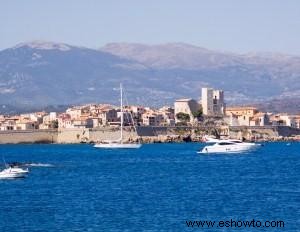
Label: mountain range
xmin=0 ymin=41 xmax=300 ymax=114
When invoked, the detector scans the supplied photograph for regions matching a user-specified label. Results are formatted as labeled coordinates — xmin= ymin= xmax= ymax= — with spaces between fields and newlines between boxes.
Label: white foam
xmin=25 ymin=163 xmax=54 ymax=167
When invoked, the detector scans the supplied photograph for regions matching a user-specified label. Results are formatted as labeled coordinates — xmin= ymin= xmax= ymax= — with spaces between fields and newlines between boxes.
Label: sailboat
xmin=94 ymin=84 xmax=142 ymax=149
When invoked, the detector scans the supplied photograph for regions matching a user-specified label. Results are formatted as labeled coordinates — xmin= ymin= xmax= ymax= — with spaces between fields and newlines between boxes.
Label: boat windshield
xmin=218 ymin=142 xmax=236 ymax=145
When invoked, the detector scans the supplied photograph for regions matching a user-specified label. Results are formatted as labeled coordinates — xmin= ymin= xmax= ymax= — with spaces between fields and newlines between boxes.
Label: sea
xmin=0 ymin=142 xmax=299 ymax=232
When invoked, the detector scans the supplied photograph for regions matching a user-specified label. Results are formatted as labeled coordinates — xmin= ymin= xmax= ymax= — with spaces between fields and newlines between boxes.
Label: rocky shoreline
xmin=129 ymin=135 xmax=300 ymax=144
xmin=0 ymin=126 xmax=299 ymax=144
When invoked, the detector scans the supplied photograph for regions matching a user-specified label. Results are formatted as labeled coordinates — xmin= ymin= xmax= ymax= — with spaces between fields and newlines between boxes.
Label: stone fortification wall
xmin=57 ymin=128 xmax=137 ymax=143
xmin=229 ymin=126 xmax=278 ymax=140
xmin=277 ymin=126 xmax=300 ymax=137
xmin=229 ymin=126 xmax=300 ymax=140
xmin=57 ymin=128 xmax=89 ymax=143
xmin=0 ymin=128 xmax=138 ymax=144
xmin=0 ymin=126 xmax=299 ymax=144
xmin=0 ymin=129 xmax=57 ymax=144
xmin=89 ymin=128 xmax=137 ymax=143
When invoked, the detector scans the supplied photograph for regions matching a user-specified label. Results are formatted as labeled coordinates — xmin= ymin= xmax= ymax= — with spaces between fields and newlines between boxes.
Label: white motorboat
xmin=9 ymin=166 xmax=29 ymax=174
xmin=0 ymin=157 xmax=29 ymax=179
xmin=94 ymin=83 xmax=142 ymax=149
xmin=0 ymin=166 xmax=28 ymax=179
xmin=198 ymin=139 xmax=260 ymax=154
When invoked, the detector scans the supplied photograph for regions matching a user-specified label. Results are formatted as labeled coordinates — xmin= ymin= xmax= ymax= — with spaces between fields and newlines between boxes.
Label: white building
xmin=142 ymin=113 xmax=164 ymax=126
xmin=225 ymin=107 xmax=270 ymax=127
xmin=270 ymin=114 xmax=298 ymax=128
xmin=15 ymin=121 xmax=38 ymax=130
xmin=0 ymin=120 xmax=16 ymax=130
xmin=98 ymin=109 xmax=118 ymax=126
xmin=66 ymin=107 xmax=82 ymax=119
xmin=174 ymin=98 xmax=200 ymax=123
xmin=49 ymin=112 xmax=57 ymax=121
xmin=117 ymin=111 xmax=133 ymax=125
xmin=201 ymin=88 xmax=225 ymax=116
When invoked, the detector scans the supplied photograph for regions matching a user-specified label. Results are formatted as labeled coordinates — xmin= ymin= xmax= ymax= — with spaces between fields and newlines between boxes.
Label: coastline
xmin=0 ymin=126 xmax=299 ymax=144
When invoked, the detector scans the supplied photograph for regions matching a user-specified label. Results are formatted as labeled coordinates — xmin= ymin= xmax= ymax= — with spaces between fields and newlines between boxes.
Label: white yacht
xmin=198 ymin=139 xmax=260 ymax=154
xmin=94 ymin=83 xmax=142 ymax=149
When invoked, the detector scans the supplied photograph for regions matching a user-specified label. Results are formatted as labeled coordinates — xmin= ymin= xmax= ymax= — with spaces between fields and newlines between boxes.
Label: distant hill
xmin=254 ymin=98 xmax=300 ymax=114
xmin=0 ymin=41 xmax=300 ymax=113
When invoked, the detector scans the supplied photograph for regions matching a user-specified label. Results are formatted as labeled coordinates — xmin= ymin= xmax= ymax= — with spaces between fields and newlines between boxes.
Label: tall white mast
xmin=120 ymin=83 xmax=123 ymax=143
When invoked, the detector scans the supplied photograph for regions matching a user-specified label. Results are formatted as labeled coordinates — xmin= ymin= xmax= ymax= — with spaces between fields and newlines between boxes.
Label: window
xmin=219 ymin=142 xmax=235 ymax=145
xmin=230 ymin=140 xmax=242 ymax=143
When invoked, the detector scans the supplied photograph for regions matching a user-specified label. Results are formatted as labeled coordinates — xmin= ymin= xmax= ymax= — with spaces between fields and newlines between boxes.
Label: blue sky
xmin=1 ymin=0 xmax=300 ymax=54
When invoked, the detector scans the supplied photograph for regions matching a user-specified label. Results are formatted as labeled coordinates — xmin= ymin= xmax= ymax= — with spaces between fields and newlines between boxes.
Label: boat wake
xmin=8 ymin=162 xmax=54 ymax=167
xmin=24 ymin=163 xmax=54 ymax=167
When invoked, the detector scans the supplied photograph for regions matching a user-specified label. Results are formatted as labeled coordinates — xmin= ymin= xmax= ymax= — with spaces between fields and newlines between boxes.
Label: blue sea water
xmin=0 ymin=142 xmax=299 ymax=232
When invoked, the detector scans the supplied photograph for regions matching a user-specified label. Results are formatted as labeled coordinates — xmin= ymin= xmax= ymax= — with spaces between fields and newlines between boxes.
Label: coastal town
xmin=0 ymin=87 xmax=300 ymax=143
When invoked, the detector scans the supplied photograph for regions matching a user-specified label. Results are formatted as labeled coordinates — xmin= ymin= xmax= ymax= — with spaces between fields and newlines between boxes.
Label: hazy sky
xmin=1 ymin=0 xmax=300 ymax=54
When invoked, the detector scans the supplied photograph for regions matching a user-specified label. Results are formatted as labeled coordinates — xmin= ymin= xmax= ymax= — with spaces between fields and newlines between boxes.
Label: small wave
xmin=18 ymin=163 xmax=54 ymax=167
xmin=25 ymin=163 xmax=54 ymax=167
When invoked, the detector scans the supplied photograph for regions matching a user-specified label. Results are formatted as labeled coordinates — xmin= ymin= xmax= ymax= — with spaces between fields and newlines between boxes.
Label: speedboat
xmin=9 ymin=166 xmax=29 ymax=174
xmin=0 ymin=166 xmax=29 ymax=179
xmin=198 ymin=139 xmax=260 ymax=154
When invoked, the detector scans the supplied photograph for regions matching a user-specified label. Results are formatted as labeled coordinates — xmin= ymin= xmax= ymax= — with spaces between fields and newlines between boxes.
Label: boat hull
xmin=94 ymin=143 xmax=142 ymax=149
xmin=0 ymin=173 xmax=26 ymax=179
xmin=0 ymin=171 xmax=27 ymax=179
xmin=199 ymin=144 xmax=259 ymax=154
xmin=0 ymin=167 xmax=29 ymax=179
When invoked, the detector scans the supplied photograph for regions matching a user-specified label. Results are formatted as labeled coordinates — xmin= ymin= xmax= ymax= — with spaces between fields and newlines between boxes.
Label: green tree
xmin=176 ymin=112 xmax=190 ymax=122
xmin=50 ymin=120 xmax=59 ymax=129
xmin=192 ymin=108 xmax=203 ymax=118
